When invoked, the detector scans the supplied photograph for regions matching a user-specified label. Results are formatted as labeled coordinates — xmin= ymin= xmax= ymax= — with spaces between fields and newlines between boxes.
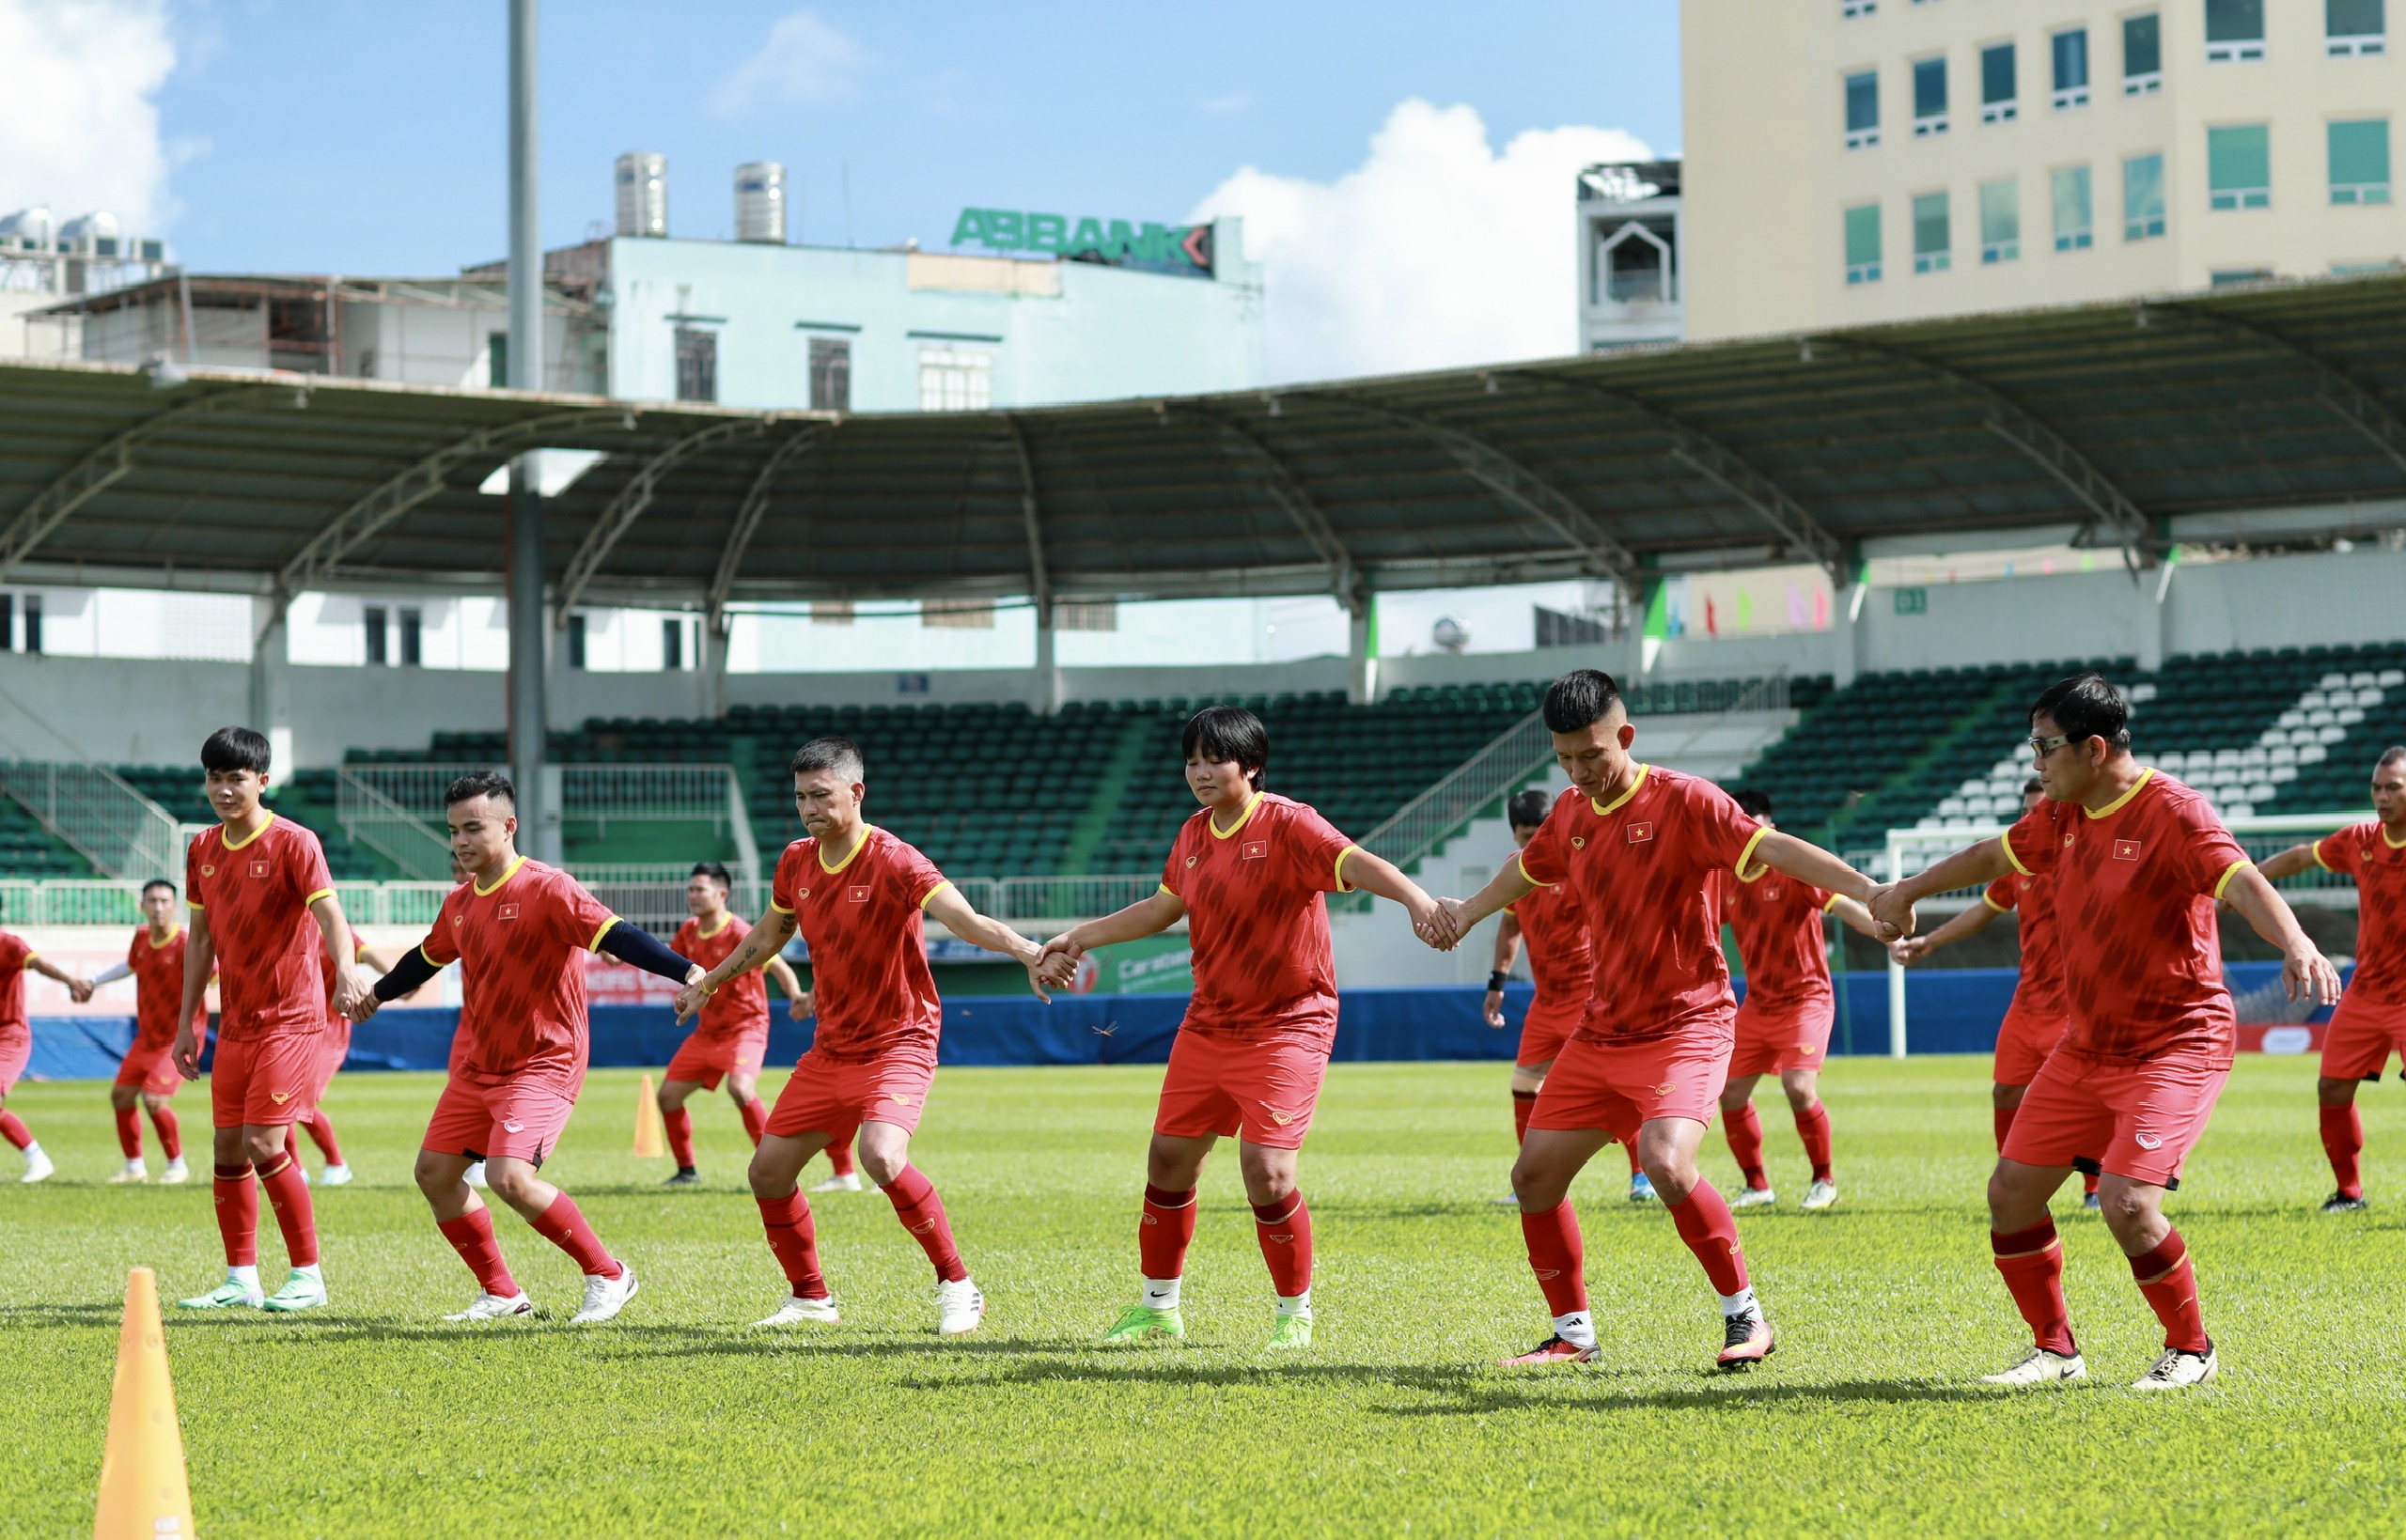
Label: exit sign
xmin=1894 ymin=587 xmax=1929 ymax=615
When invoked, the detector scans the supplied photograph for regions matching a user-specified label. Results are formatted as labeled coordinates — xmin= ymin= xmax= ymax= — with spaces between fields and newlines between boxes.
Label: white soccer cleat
xmin=20 ymin=1146 xmax=54 ymax=1184
xmin=1981 ymin=1347 xmax=2087 ymax=1386
xmin=465 ymin=1161 xmax=490 ymax=1190
xmin=108 ymin=1160 xmax=149 ymax=1185
xmin=755 ymin=1294 xmax=842 ymax=1327
xmin=260 ymin=1268 xmax=329 ymax=1313
xmin=1801 ymin=1179 xmax=1838 ymax=1211
xmin=811 ymin=1172 xmax=865 ymax=1193
xmin=570 ymin=1267 xmax=640 ymax=1325
xmin=444 ymin=1291 xmax=534 ymax=1322
xmin=2131 ymin=1347 xmax=2218 ymax=1391
xmin=935 ymin=1277 xmax=985 ymax=1336
xmin=1490 ymin=1189 xmax=1523 ymax=1206
xmin=160 ymin=1158 xmax=190 ymax=1185
xmin=177 ymin=1275 xmax=266 ymax=1310
xmin=1730 ymin=1185 xmax=1776 ymax=1208
xmin=320 ymin=1163 xmax=353 ymax=1187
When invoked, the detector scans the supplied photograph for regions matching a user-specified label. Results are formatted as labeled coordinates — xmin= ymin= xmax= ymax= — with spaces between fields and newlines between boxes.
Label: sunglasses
xmin=2028 ymin=733 xmax=2075 ymax=757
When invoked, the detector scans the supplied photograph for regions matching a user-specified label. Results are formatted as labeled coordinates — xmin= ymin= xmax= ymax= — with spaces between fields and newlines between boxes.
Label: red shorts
xmin=1516 ymin=997 xmax=1583 ymax=1069
xmin=311 ymin=1018 xmax=352 ymax=1101
xmin=1729 ymin=991 xmax=1834 ymax=1078
xmin=766 ymin=1049 xmax=935 ymax=1143
xmin=665 ymin=1028 xmax=770 ymax=1091
xmin=1993 ymin=999 xmax=2070 ymax=1087
xmin=2001 ymin=1049 xmax=2228 ymax=1188
xmin=423 ymin=1075 xmax=579 ymax=1165
xmin=115 ymin=1040 xmax=185 ymax=1097
xmin=1529 ymin=1022 xmax=1734 ymax=1138
xmin=1153 ymin=1029 xmax=1330 ymax=1151
xmin=211 ymin=1032 xmax=323 ymax=1128
xmin=0 ymin=1027 xmax=27 ymax=1097
xmin=2320 ymin=994 xmax=2406 ymax=1081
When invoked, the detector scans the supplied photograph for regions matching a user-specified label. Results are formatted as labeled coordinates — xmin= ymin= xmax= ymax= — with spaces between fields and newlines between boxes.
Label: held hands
xmin=1889 ymin=935 xmax=1933 ymax=967
xmin=67 ymin=976 xmax=95 ymax=1004
xmin=332 ymin=969 xmax=376 ymax=1024
xmin=1482 ymin=988 xmax=1506 ymax=1029
xmin=2284 ymin=943 xmax=2344 ymax=1006
xmin=673 ymin=969 xmax=716 ymax=1025
xmin=1012 ymin=939 xmax=1055 ymax=1004
xmin=1035 ymin=935 xmax=1083 ymax=995
xmin=1866 ymin=882 xmax=1917 ymax=942
xmin=1412 ymin=896 xmax=1466 ymax=952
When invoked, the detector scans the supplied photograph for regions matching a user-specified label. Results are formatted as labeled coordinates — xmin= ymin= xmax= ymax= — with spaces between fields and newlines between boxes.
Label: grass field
xmin=5 ymin=1055 xmax=2405 ymax=1537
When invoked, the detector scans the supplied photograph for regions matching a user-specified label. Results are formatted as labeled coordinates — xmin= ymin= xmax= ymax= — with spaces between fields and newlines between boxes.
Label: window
xmin=1912 ymin=56 xmax=1948 ymax=135
xmin=2052 ymin=28 xmax=2090 ymax=107
xmin=1979 ymin=179 xmax=2020 ymax=262
xmin=2124 ymin=152 xmax=2167 ymax=239
xmin=23 ymin=594 xmax=39 ymax=654
xmin=1913 ymin=192 xmax=1952 ymax=272
xmin=398 ymin=607 xmax=422 ymax=668
xmin=807 ymin=337 xmax=851 ymax=412
xmin=2328 ymin=0 xmax=2387 ymax=54
xmin=918 ymin=347 xmax=992 ymax=412
xmin=1980 ymin=43 xmax=2017 ymax=122
xmin=1597 ymin=221 xmax=1675 ymax=303
xmin=2210 ymin=268 xmax=2273 ymax=288
xmin=662 ymin=617 xmax=684 ymax=671
xmin=2052 ymin=165 xmax=2095 ymax=249
xmin=2208 ymin=124 xmax=2272 ymax=209
xmin=567 ymin=613 xmax=587 ymax=670
xmin=1841 ymin=0 xmax=1876 ymax=15
xmin=921 ymin=599 xmax=996 ymax=630
xmin=2206 ymin=0 xmax=2265 ymax=61
xmin=363 ymin=605 xmax=388 ymax=666
xmin=486 ymin=334 xmax=508 ymax=389
xmin=674 ymin=327 xmax=717 ymax=403
xmin=2123 ymin=12 xmax=2164 ymax=92
xmin=2330 ymin=118 xmax=2394 ymax=203
xmin=1844 ymin=202 xmax=1883 ymax=283
xmin=1054 ymin=600 xmax=1118 ymax=631
xmin=1844 ymin=70 xmax=1881 ymax=148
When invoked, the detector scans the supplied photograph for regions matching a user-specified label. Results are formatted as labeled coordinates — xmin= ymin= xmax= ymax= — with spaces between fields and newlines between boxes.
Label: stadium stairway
xmin=0 ymin=795 xmax=90 ymax=879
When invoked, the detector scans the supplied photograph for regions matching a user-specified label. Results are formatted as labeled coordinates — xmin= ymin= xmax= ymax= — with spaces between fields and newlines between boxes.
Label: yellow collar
xmin=221 ymin=811 xmax=275 ymax=850
xmin=147 ymin=926 xmax=181 ymax=949
xmin=1210 ymin=790 xmax=1266 ymax=840
xmin=695 ymin=911 xmax=732 ymax=939
xmin=819 ymin=825 xmax=875 ymax=875
xmin=474 ymin=854 xmax=528 ymax=896
xmin=2085 ymin=766 xmax=2152 ymax=819
xmin=1590 ymin=764 xmax=1649 ymax=818
xmin=2383 ymin=821 xmax=2406 ymax=850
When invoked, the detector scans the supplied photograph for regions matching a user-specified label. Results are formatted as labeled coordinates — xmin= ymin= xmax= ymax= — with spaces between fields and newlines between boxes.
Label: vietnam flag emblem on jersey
xmin=250 ymin=860 xmax=271 ymax=879
xmin=499 ymin=902 xmax=522 ymax=920
xmin=849 ymin=885 xmax=870 ymax=903
xmin=2114 ymin=838 xmax=2144 ymax=862
xmin=1241 ymin=839 xmax=1269 ymax=861
xmin=1628 ymin=822 xmax=1655 ymax=844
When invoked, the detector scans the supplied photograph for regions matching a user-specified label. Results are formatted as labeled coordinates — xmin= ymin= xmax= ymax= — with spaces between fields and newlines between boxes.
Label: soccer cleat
xmin=2320 ymin=1190 xmax=2369 ymax=1214
xmin=1101 ymin=1304 xmax=1186 ymax=1344
xmin=108 ymin=1161 xmax=149 ymax=1185
xmin=755 ymin=1294 xmax=842 ymax=1327
xmin=811 ymin=1172 xmax=866 ymax=1193
xmin=1266 ymin=1313 xmax=1315 ymax=1350
xmin=1981 ymin=1347 xmax=2087 ymax=1386
xmin=1730 ymin=1185 xmax=1776 ymax=1209
xmin=444 ymin=1291 xmax=534 ymax=1322
xmin=1801 ymin=1178 xmax=1838 ymax=1211
xmin=1490 ymin=1190 xmax=1523 ymax=1206
xmin=1715 ymin=1309 xmax=1776 ymax=1371
xmin=260 ymin=1272 xmax=329 ymax=1313
xmin=320 ymin=1163 xmax=353 ymax=1187
xmin=464 ymin=1161 xmax=489 ymax=1190
xmin=2081 ymin=1191 xmax=2101 ymax=1211
xmin=935 ymin=1278 xmax=985 ymax=1336
xmin=160 ymin=1158 xmax=189 ymax=1185
xmin=1628 ymin=1172 xmax=1658 ymax=1203
xmin=20 ymin=1147 xmax=54 ymax=1184
xmin=296 ymin=1166 xmax=309 ymax=1186
xmin=2131 ymin=1347 xmax=2219 ymax=1391
xmin=663 ymin=1170 xmax=702 ymax=1188
xmin=1500 ymin=1333 xmax=1597 ymax=1367
xmin=176 ymin=1277 xmax=265 ymax=1311
xmin=570 ymin=1268 xmax=640 ymax=1325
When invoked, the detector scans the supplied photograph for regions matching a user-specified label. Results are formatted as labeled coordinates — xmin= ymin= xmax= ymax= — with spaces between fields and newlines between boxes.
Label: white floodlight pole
xmin=506 ymin=0 xmax=557 ymax=860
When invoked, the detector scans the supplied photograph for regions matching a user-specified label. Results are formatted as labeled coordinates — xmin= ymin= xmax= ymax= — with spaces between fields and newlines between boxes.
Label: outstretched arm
xmin=926 ymin=885 xmax=1050 ymax=1003
xmin=2222 ymin=866 xmax=2343 ymax=1004
xmin=2255 ymin=842 xmax=2321 ymax=882
xmin=1872 ymin=837 xmax=2016 ymax=936
xmin=1448 ymin=861 xmax=1539 ymax=938
xmin=1035 ymin=890 xmax=1185 ymax=990
xmin=1826 ymin=894 xmax=1886 ymax=943
xmin=1892 ymin=900 xmax=2001 ymax=965
xmin=310 ymin=893 xmax=372 ymax=1021
xmin=27 ymin=954 xmax=94 ymax=1003
xmin=673 ymin=906 xmax=793 ymax=1022
xmin=1337 ymin=848 xmax=1455 ymax=948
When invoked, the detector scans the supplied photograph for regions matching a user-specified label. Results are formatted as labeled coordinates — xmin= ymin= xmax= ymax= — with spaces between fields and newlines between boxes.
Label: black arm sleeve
xmin=372 ymin=947 xmax=443 ymax=1003
xmin=599 ymin=921 xmax=698 ymax=984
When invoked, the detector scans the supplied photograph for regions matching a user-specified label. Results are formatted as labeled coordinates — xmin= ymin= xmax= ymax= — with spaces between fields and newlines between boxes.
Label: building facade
xmin=1577 ymin=160 xmax=1685 ymax=350
xmin=1683 ymin=0 xmax=2404 ymax=339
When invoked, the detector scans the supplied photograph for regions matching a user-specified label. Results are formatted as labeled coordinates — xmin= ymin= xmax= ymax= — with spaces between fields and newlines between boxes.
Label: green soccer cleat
xmin=1101 ymin=1304 xmax=1185 ymax=1344
xmin=1266 ymin=1313 xmax=1315 ymax=1350
xmin=176 ymin=1279 xmax=265 ymax=1311
xmin=259 ymin=1271 xmax=329 ymax=1313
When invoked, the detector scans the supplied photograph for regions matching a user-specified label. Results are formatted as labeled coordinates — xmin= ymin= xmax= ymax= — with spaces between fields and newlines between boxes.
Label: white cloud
xmin=1190 ymin=100 xmax=1651 ymax=384
xmin=0 ymin=0 xmax=178 ymax=232
xmin=714 ymin=8 xmax=866 ymax=116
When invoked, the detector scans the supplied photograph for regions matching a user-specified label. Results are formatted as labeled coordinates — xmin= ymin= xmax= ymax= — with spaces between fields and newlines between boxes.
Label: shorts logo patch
xmin=1796 ymin=1043 xmax=1816 ymax=1055
xmin=499 ymin=902 xmax=521 ymax=920
xmin=269 ymin=1090 xmax=291 ymax=1104
xmin=1570 ymin=836 xmax=1586 ymax=849
xmin=2113 ymin=838 xmax=2144 ymax=862
xmin=1266 ymin=1109 xmax=1301 ymax=1127
xmin=1652 ymin=1082 xmax=1677 ymax=1097
xmin=502 ymin=1119 xmax=524 ymax=1134
xmin=1627 ymin=822 xmax=1655 ymax=844
xmin=848 ymin=885 xmax=870 ymax=903
xmin=1241 ymin=839 xmax=1268 ymax=861
xmin=2134 ymin=1131 xmax=2164 ymax=1150
xmin=249 ymin=861 xmax=270 ymax=879
xmin=887 ymin=1093 xmax=916 ymax=1106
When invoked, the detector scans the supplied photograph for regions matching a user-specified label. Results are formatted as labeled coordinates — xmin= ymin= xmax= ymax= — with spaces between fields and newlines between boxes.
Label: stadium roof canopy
xmin=5 ymin=271 xmax=2406 ymax=622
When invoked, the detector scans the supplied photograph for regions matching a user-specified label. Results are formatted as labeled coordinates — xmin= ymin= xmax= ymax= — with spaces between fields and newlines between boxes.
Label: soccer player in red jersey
xmin=88 ymin=879 xmax=205 ymax=1184
xmin=1877 ymin=675 xmax=2340 ymax=1390
xmin=1039 ymin=707 xmax=1451 ymax=1350
xmin=0 ymin=916 xmax=96 ymax=1184
xmin=1484 ymin=787 xmax=1655 ymax=1206
xmin=659 ymin=861 xmax=809 ymax=1188
xmin=359 ymin=770 xmax=706 ymax=1324
xmin=676 ymin=737 xmax=1050 ymax=1335
xmin=2256 ymin=745 xmax=2406 ymax=1213
xmin=1715 ymin=789 xmax=1887 ymax=1212
xmin=1436 ymin=671 xmax=1900 ymax=1372
xmin=172 ymin=727 xmax=371 ymax=1313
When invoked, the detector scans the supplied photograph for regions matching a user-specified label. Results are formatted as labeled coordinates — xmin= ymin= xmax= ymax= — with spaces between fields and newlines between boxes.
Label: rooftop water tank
xmin=735 ymin=162 xmax=786 ymax=244
xmin=616 ymin=152 xmax=668 ymax=238
xmin=58 ymin=210 xmax=122 ymax=257
xmin=0 ymin=206 xmax=55 ymax=252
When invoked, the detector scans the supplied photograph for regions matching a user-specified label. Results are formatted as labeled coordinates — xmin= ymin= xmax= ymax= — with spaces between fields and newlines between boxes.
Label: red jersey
xmin=0 ymin=929 xmax=31 ymax=1035
xmin=317 ymin=928 xmax=374 ymax=1021
xmin=1718 ymin=861 xmax=1837 ymax=1007
xmin=1517 ymin=766 xmax=1765 ymax=1043
xmin=2315 ymin=819 xmax=2406 ymax=1005
xmin=1159 ymin=792 xmax=1357 ymax=1049
xmin=185 ymin=814 xmax=336 ymax=1042
xmin=2001 ymin=770 xmax=2249 ymax=1066
xmin=1981 ymin=868 xmax=2068 ymax=1019
xmin=128 ymin=926 xmax=206 ymax=1049
xmin=770 ymin=827 xmax=950 ymax=1061
xmin=1506 ymin=872 xmax=1595 ymax=1010
xmin=676 ymin=912 xmax=769 ymax=1039
xmin=420 ymin=856 xmax=619 ymax=1092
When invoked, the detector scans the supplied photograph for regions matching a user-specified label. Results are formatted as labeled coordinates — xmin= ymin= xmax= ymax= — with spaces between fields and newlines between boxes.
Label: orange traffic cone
xmin=633 ymin=1073 xmax=665 ymax=1159
xmin=94 ymin=1267 xmax=195 ymax=1539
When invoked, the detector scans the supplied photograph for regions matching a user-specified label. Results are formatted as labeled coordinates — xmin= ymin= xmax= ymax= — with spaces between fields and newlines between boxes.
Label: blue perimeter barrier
xmin=22 ymin=963 xmax=2325 ymax=1081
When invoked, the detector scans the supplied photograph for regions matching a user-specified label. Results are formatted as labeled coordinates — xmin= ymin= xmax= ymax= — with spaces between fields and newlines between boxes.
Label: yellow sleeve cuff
xmin=1981 ymin=892 xmax=2011 ymax=913
xmin=1333 ymin=846 xmax=1359 ymax=894
xmin=1157 ymin=881 xmax=1179 ymax=898
xmin=769 ymin=897 xmax=795 ymax=914
xmin=185 ymin=898 xmax=203 ymax=909
xmin=1732 ymin=825 xmax=1770 ymax=877
xmin=2313 ymin=838 xmax=2337 ymax=873
xmin=1515 ymin=852 xmax=1555 ymax=889
xmin=1999 ymin=830 xmax=2034 ymax=878
xmin=1821 ymin=893 xmax=1843 ymax=913
xmin=416 ymin=944 xmax=443 ymax=970
xmin=588 ymin=916 xmax=620 ymax=953
xmin=918 ymin=880 xmax=955 ymax=911
xmin=305 ymin=888 xmax=336 ymax=907
xmin=2212 ymin=860 xmax=2253 ymax=902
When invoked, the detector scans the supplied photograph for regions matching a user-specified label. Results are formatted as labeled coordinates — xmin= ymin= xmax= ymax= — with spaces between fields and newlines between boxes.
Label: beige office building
xmin=1683 ymin=0 xmax=2403 ymax=339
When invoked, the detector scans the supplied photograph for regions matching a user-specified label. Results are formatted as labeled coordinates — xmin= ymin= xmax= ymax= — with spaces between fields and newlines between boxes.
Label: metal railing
xmin=339 ymin=762 xmax=757 ymax=880
xmin=1360 ymin=708 xmax=1555 ymax=875
xmin=1623 ymin=674 xmax=1792 ymax=718
xmin=993 ymin=874 xmax=1160 ymax=924
xmin=335 ymin=769 xmax=454 ymax=881
xmin=0 ymin=681 xmax=184 ymax=882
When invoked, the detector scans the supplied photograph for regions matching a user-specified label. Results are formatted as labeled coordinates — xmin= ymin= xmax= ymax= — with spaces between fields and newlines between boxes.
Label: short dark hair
xmin=789 ymin=736 xmax=866 ymax=781
xmin=1181 ymin=706 xmax=1270 ymax=787
xmin=691 ymin=861 xmax=733 ymax=885
xmin=1507 ymin=788 xmax=1552 ymax=829
xmin=2022 ymin=776 xmax=2043 ymax=796
xmin=1731 ymin=787 xmax=1773 ymax=820
xmin=1542 ymin=669 xmax=1623 ymax=733
xmin=2378 ymin=745 xmax=2406 ymax=772
xmin=445 ymin=770 xmax=516 ymax=808
xmin=2031 ymin=673 xmax=2131 ymax=754
xmin=200 ymin=726 xmax=272 ymax=775
xmin=141 ymin=879 xmax=178 ymax=898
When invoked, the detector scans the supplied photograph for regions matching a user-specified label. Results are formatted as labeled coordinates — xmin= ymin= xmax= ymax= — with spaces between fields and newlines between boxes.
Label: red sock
xmin=152 ymin=1106 xmax=181 ymax=1160
xmin=529 ymin=1191 xmax=622 ymax=1279
xmin=1625 ymin=1139 xmax=1644 ymax=1175
xmin=1520 ymin=1200 xmax=1587 ymax=1316
xmin=1668 ymin=1180 xmax=1750 ymax=1296
xmin=663 ymin=1106 xmax=695 ymax=1168
xmin=2131 ymin=1229 xmax=2210 ymax=1354
xmin=1510 ymin=1090 xmax=1537 ymax=1144
xmin=2321 ymin=1103 xmax=2365 ymax=1199
xmin=1252 ymin=1192 xmax=1313 ymax=1297
xmin=257 ymin=1153 xmax=319 ymax=1268
xmin=1993 ymin=1102 xmax=2017 ymax=1150
xmin=302 ymin=1110 xmax=343 ymax=1167
xmin=737 ymin=1097 xmax=767 ymax=1147
xmin=2083 ymin=1169 xmax=2101 ymax=1198
xmin=213 ymin=1162 xmax=259 ymax=1268
xmin=1794 ymin=1100 xmax=1834 ymax=1183
xmin=436 ymin=1207 xmax=520 ymax=1298
xmin=827 ymin=1137 xmax=856 ymax=1178
xmin=1992 ymin=1218 xmax=2076 ymax=1355
xmin=883 ymin=1165 xmax=968 ymax=1283
xmin=0 ymin=1112 xmax=30 ymax=1150
xmin=1140 ymin=1183 xmax=1197 ymax=1280
xmin=757 ymin=1190 xmax=829 ymax=1299
xmin=1725 ymin=1103 xmax=1769 ymax=1190
xmin=115 ymin=1106 xmax=143 ymax=1159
